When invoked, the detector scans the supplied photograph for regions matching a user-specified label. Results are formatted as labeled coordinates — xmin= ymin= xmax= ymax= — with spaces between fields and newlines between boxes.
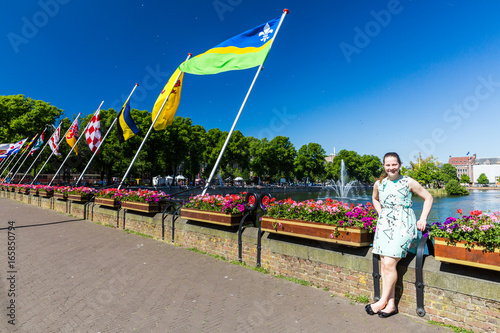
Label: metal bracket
xmin=161 ymin=202 xmax=173 ymax=241
xmin=171 ymin=206 xmax=182 ymax=243
xmin=415 ymin=228 xmax=434 ymax=317
xmin=372 ymin=253 xmax=381 ymax=301
xmin=238 ymin=212 xmax=256 ymax=263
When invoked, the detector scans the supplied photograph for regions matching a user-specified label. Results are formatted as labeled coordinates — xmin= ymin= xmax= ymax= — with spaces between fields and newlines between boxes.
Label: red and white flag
xmin=49 ymin=125 xmax=61 ymax=156
xmin=85 ymin=109 xmax=101 ymax=153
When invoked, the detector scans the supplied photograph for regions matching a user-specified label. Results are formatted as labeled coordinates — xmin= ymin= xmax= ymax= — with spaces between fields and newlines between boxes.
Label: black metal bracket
xmin=256 ymin=193 xmax=272 ymax=268
xmin=238 ymin=212 xmax=256 ymax=263
xmin=171 ymin=206 xmax=182 ymax=243
xmin=122 ymin=208 xmax=126 ymax=230
xmin=161 ymin=202 xmax=174 ymax=241
xmin=116 ymin=207 xmax=121 ymax=228
xmin=415 ymin=228 xmax=434 ymax=317
xmin=372 ymin=253 xmax=381 ymax=301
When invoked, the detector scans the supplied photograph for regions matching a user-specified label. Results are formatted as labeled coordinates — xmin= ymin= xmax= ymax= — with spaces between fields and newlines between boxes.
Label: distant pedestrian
xmin=365 ymin=152 xmax=433 ymax=318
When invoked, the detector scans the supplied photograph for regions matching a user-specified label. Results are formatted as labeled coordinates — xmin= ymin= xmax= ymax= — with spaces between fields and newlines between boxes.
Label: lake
xmin=272 ymin=189 xmax=500 ymax=223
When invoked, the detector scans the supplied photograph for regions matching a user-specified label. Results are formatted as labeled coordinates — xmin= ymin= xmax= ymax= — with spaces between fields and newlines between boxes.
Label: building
xmin=473 ymin=157 xmax=500 ymax=185
xmin=448 ymin=154 xmax=475 ymax=181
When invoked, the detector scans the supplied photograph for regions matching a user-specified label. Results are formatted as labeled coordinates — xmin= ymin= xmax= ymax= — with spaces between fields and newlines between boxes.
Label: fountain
xmin=329 ymin=160 xmax=359 ymax=198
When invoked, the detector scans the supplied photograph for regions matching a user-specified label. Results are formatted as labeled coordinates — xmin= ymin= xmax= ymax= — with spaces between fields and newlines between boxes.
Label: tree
xmin=460 ymin=174 xmax=471 ymax=184
xmin=0 ymin=95 xmax=63 ymax=143
xmin=477 ymin=173 xmax=489 ymax=185
xmin=441 ymin=163 xmax=458 ymax=183
xmin=327 ymin=150 xmax=382 ymax=183
xmin=263 ymin=136 xmax=296 ymax=181
xmin=407 ymin=153 xmax=444 ymax=187
xmin=294 ymin=143 xmax=326 ymax=182
xmin=445 ymin=179 xmax=469 ymax=195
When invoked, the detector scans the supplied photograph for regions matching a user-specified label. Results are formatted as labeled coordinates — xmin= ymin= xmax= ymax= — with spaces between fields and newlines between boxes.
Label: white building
xmin=473 ymin=157 xmax=500 ymax=185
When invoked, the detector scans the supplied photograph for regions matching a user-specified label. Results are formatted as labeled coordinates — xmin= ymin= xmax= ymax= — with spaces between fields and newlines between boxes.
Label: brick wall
xmin=2 ymin=191 xmax=499 ymax=332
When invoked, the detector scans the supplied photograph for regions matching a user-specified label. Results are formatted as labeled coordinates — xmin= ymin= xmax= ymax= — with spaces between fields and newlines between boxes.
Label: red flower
xmin=457 ymin=209 xmax=463 ymax=215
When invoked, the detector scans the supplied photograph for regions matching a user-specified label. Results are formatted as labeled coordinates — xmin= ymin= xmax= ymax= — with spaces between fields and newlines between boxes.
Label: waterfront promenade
xmin=0 ymin=198 xmax=450 ymax=332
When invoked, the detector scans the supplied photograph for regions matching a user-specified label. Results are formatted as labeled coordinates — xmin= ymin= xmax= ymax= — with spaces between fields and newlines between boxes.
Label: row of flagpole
xmin=0 ymin=9 xmax=289 ymax=189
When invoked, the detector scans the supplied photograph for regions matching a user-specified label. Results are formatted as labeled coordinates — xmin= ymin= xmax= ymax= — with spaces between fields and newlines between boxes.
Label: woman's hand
xmin=416 ymin=219 xmax=427 ymax=232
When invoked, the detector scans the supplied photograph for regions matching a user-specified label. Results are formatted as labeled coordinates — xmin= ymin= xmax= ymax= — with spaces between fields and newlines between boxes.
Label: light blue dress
xmin=373 ymin=176 xmax=417 ymax=258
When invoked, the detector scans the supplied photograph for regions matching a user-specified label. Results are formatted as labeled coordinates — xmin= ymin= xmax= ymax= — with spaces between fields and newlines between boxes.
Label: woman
xmin=365 ymin=152 xmax=433 ymax=318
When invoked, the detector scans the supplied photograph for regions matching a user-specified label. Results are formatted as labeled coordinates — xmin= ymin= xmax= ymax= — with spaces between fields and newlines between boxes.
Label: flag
xmin=85 ymin=110 xmax=101 ymax=153
xmin=30 ymin=133 xmax=44 ymax=156
xmin=49 ymin=126 xmax=61 ymax=156
xmin=0 ymin=143 xmax=11 ymax=155
xmin=6 ymin=138 xmax=27 ymax=156
xmin=66 ymin=118 xmax=79 ymax=155
xmin=117 ymin=99 xmax=139 ymax=142
xmin=152 ymin=68 xmax=184 ymax=131
xmin=21 ymin=134 xmax=37 ymax=153
xmin=179 ymin=16 xmax=280 ymax=75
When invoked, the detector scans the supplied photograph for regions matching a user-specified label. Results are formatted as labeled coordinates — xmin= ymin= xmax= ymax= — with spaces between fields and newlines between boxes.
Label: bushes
xmin=445 ymin=179 xmax=469 ymax=196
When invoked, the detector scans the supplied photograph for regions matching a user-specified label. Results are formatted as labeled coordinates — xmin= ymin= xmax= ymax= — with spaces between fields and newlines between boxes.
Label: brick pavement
xmin=0 ymin=198 xmax=451 ymax=333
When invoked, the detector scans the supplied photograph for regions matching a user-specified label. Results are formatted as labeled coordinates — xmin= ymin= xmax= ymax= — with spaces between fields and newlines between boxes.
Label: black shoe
xmin=378 ymin=309 xmax=398 ymax=318
xmin=365 ymin=304 xmax=378 ymax=315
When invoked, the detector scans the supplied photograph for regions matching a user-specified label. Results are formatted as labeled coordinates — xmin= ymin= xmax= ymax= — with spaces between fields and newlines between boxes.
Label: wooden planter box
xmin=38 ymin=190 xmax=53 ymax=198
xmin=95 ymin=197 xmax=119 ymax=208
xmin=434 ymin=237 xmax=500 ymax=272
xmin=9 ymin=187 xmax=15 ymax=192
xmin=261 ymin=217 xmax=373 ymax=247
xmin=67 ymin=193 xmax=90 ymax=202
xmin=54 ymin=192 xmax=67 ymax=200
xmin=121 ymin=201 xmax=159 ymax=213
xmin=181 ymin=208 xmax=243 ymax=227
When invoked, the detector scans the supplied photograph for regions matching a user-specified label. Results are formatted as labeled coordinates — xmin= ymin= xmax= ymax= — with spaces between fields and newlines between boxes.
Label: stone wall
xmin=2 ymin=191 xmax=499 ymax=332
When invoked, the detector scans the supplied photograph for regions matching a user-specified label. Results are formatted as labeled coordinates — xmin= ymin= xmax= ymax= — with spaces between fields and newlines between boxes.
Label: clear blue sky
xmin=2 ymin=0 xmax=500 ymax=166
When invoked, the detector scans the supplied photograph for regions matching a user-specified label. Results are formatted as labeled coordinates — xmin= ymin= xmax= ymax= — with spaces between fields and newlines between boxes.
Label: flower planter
xmin=67 ymin=194 xmax=90 ymax=202
xmin=38 ymin=190 xmax=53 ymax=198
xmin=261 ymin=217 xmax=373 ymax=247
xmin=95 ymin=197 xmax=119 ymax=208
xmin=54 ymin=192 xmax=67 ymax=200
xmin=181 ymin=208 xmax=243 ymax=227
xmin=9 ymin=187 xmax=15 ymax=192
xmin=121 ymin=201 xmax=159 ymax=213
xmin=434 ymin=237 xmax=500 ymax=272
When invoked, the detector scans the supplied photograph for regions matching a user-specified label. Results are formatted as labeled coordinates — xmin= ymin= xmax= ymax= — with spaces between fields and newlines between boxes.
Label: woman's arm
xmin=408 ymin=178 xmax=433 ymax=231
xmin=372 ymin=181 xmax=381 ymax=215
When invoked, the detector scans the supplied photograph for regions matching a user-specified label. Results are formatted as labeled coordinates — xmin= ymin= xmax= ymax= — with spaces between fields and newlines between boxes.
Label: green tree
xmin=407 ymin=153 xmax=444 ymax=187
xmin=263 ymin=136 xmax=296 ymax=181
xmin=441 ymin=163 xmax=458 ymax=183
xmin=477 ymin=173 xmax=489 ymax=185
xmin=445 ymin=179 xmax=469 ymax=195
xmin=294 ymin=143 xmax=326 ymax=182
xmin=327 ymin=150 xmax=382 ymax=183
xmin=460 ymin=174 xmax=471 ymax=184
xmin=0 ymin=95 xmax=63 ymax=143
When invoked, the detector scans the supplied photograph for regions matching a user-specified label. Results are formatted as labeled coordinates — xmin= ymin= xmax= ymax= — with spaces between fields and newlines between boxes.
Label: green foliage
xmin=477 ymin=173 xmax=489 ymax=184
xmin=407 ymin=153 xmax=444 ymax=187
xmin=428 ymin=320 xmax=474 ymax=333
xmin=445 ymin=179 xmax=469 ymax=196
xmin=460 ymin=174 xmax=471 ymax=184
xmin=327 ymin=150 xmax=382 ymax=183
xmin=441 ymin=163 xmax=458 ymax=183
xmin=294 ymin=142 xmax=326 ymax=182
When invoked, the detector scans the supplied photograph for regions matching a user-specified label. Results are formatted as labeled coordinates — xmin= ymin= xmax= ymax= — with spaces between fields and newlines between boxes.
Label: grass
xmin=426 ymin=188 xmax=448 ymax=197
xmin=344 ymin=292 xmax=370 ymax=304
xmin=124 ymin=229 xmax=154 ymax=239
xmin=275 ymin=274 xmax=313 ymax=286
xmin=428 ymin=320 xmax=474 ymax=333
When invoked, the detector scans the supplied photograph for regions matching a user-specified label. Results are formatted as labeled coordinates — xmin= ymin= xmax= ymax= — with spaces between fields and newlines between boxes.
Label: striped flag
xmin=30 ymin=133 xmax=44 ymax=156
xmin=49 ymin=125 xmax=61 ymax=156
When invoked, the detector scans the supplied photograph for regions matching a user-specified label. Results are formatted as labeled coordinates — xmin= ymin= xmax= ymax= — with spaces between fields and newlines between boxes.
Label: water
xmin=328 ymin=160 xmax=359 ymax=198
xmin=272 ymin=189 xmax=500 ymax=223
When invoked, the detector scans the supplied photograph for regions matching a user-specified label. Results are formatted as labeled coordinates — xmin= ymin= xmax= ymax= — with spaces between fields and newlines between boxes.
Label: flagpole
xmin=8 ymin=132 xmax=43 ymax=183
xmin=31 ymin=114 xmax=81 ymax=185
xmin=201 ymin=9 xmax=288 ymax=195
xmin=118 ymin=56 xmax=190 ymax=190
xmin=18 ymin=128 xmax=53 ymax=184
xmin=0 ymin=154 xmax=13 ymax=176
xmin=48 ymin=103 xmax=103 ymax=186
xmin=0 ymin=139 xmax=27 ymax=179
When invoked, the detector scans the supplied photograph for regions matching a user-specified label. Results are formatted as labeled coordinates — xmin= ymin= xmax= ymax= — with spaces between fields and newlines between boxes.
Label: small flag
xmin=66 ymin=118 xmax=79 ymax=155
xmin=30 ymin=133 xmax=44 ymax=156
xmin=117 ymin=99 xmax=139 ymax=142
xmin=6 ymin=138 xmax=28 ymax=155
xmin=21 ymin=134 xmax=37 ymax=153
xmin=85 ymin=110 xmax=101 ymax=153
xmin=0 ymin=143 xmax=11 ymax=155
xmin=152 ymin=68 xmax=184 ymax=131
xmin=49 ymin=126 xmax=61 ymax=156
xmin=179 ymin=16 xmax=280 ymax=75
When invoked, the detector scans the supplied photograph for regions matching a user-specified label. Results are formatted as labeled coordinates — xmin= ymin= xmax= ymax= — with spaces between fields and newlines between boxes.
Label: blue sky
xmin=2 ymin=0 xmax=500 ymax=166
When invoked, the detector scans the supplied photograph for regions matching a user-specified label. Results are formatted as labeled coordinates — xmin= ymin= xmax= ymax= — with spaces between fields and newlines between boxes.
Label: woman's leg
xmin=370 ymin=255 xmax=400 ymax=313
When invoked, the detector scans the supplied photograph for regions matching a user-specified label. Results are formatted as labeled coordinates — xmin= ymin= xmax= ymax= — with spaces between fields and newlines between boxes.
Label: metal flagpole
xmin=31 ymin=114 xmax=81 ymax=185
xmin=118 ymin=57 xmax=190 ymax=190
xmin=48 ymin=103 xmax=103 ymax=186
xmin=0 ymin=154 xmax=13 ymax=175
xmin=201 ymin=9 xmax=288 ymax=195
xmin=75 ymin=109 xmax=121 ymax=187
xmin=19 ymin=128 xmax=54 ymax=184
xmin=8 ymin=132 xmax=44 ymax=183
xmin=0 ymin=139 xmax=27 ymax=178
